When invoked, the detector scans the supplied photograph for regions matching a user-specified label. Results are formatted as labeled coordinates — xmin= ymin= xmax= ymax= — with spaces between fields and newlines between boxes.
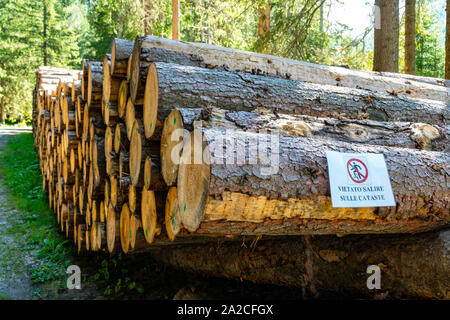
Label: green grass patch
xmin=0 ymin=133 xmax=74 ymax=284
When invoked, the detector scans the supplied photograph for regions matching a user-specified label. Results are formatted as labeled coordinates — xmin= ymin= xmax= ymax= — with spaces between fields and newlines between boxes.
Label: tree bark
xmin=405 ymin=0 xmax=416 ymax=75
xmin=172 ymin=0 xmax=180 ymax=40
xmin=150 ymin=230 xmax=450 ymax=299
xmin=130 ymin=44 xmax=205 ymax=105
xmin=87 ymin=62 xmax=103 ymax=107
xmin=446 ymin=0 xmax=450 ymax=79
xmin=257 ymin=3 xmax=271 ymax=54
xmin=177 ymin=128 xmax=449 ymax=235
xmin=131 ymin=35 xmax=447 ymax=102
xmin=373 ymin=0 xmax=399 ymax=72
xmin=0 ymin=96 xmax=5 ymax=124
xmin=111 ymin=38 xmax=134 ymax=77
xmin=144 ymin=62 xmax=448 ymax=140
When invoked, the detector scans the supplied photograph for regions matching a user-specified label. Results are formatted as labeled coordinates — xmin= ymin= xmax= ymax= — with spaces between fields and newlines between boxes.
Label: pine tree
xmin=373 ymin=0 xmax=399 ymax=72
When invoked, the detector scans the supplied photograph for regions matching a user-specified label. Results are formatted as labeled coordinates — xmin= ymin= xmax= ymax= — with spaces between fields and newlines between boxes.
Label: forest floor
xmin=0 ymin=128 xmax=303 ymax=300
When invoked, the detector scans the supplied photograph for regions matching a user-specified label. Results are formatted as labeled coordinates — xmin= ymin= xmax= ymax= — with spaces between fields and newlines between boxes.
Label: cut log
xmin=117 ymin=80 xmax=128 ymax=119
xmin=129 ymin=119 xmax=160 ymax=187
xmin=92 ymin=136 xmax=106 ymax=188
xmin=134 ymin=35 xmax=449 ymax=103
xmin=141 ymin=188 xmax=157 ymax=244
xmin=165 ymin=186 xmax=182 ymax=241
xmin=102 ymin=54 xmax=123 ymax=105
xmin=143 ymin=62 xmax=448 ymax=140
xmin=114 ymin=122 xmax=129 ymax=153
xmin=177 ymin=128 xmax=450 ymax=234
xmin=106 ymin=203 xmax=121 ymax=254
xmin=104 ymin=126 xmax=114 ymax=159
xmin=106 ymin=151 xmax=119 ymax=176
xmin=111 ymin=38 xmax=134 ymax=77
xmin=91 ymin=222 xmax=106 ymax=251
xmin=160 ymin=108 xmax=189 ymax=186
xmin=77 ymin=224 xmax=88 ymax=254
xmin=130 ymin=40 xmax=206 ymax=104
xmin=161 ymin=107 xmax=448 ymax=192
xmin=104 ymin=102 xmax=119 ymax=126
xmin=119 ymin=152 xmax=130 ymax=180
xmin=128 ymin=184 xmax=141 ymax=214
xmin=110 ymin=175 xmax=127 ymax=208
xmin=143 ymin=155 xmax=166 ymax=190
xmin=150 ymin=230 xmax=450 ymax=299
xmin=87 ymin=62 xmax=103 ymax=107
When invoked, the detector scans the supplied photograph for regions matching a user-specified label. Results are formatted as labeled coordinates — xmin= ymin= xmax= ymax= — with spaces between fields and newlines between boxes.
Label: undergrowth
xmin=0 ymin=132 xmax=166 ymax=299
xmin=0 ymin=133 xmax=73 ymax=285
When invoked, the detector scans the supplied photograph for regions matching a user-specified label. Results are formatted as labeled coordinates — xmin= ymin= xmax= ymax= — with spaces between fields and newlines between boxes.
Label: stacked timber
xmin=32 ymin=36 xmax=449 ymax=298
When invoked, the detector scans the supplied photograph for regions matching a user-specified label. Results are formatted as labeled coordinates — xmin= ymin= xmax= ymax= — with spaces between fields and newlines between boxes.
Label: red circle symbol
xmin=346 ymin=158 xmax=368 ymax=183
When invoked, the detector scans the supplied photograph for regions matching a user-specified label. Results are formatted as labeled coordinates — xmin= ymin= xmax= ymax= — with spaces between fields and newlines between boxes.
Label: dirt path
xmin=0 ymin=128 xmax=35 ymax=299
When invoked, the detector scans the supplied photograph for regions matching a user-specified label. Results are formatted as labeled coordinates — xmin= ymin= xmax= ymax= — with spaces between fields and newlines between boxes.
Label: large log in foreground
xmin=177 ymin=128 xmax=449 ymax=234
xmin=142 ymin=62 xmax=448 ymax=138
xmin=160 ymin=107 xmax=447 ymax=186
xmin=150 ymin=230 xmax=450 ymax=299
xmin=132 ymin=35 xmax=449 ymax=103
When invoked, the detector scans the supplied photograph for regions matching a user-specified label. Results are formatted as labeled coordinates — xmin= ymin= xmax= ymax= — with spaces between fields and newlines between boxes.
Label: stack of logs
xmin=32 ymin=36 xmax=449 ymax=298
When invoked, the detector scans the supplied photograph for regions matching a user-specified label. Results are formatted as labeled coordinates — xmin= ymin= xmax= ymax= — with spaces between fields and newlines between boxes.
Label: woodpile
xmin=32 ymin=36 xmax=448 ymax=297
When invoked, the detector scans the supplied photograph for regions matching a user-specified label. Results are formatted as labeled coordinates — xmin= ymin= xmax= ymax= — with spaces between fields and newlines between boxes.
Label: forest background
xmin=0 ymin=0 xmax=447 ymax=124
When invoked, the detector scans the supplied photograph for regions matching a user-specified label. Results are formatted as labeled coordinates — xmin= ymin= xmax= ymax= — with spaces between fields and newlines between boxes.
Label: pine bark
xmin=132 ymin=35 xmax=447 ymax=102
xmin=373 ymin=0 xmax=400 ymax=72
xmin=446 ymin=0 xmax=450 ymax=79
xmin=405 ymin=0 xmax=416 ymax=75
xmin=177 ymin=127 xmax=449 ymax=235
xmin=148 ymin=62 xmax=448 ymax=127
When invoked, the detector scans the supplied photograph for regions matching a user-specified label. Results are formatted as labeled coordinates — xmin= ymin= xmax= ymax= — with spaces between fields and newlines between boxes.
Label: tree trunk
xmin=405 ymin=0 xmax=416 ymax=75
xmin=43 ymin=4 xmax=48 ymax=66
xmin=446 ymin=0 xmax=450 ymax=79
xmin=131 ymin=35 xmax=447 ymax=102
xmin=172 ymin=0 xmax=180 ymax=40
xmin=150 ymin=230 xmax=450 ymax=299
xmin=257 ymin=3 xmax=271 ymax=54
xmin=143 ymin=62 xmax=448 ymax=140
xmin=144 ymin=1 xmax=152 ymax=35
xmin=0 ymin=96 xmax=5 ymax=124
xmin=373 ymin=0 xmax=399 ymax=72
xmin=177 ymin=128 xmax=449 ymax=235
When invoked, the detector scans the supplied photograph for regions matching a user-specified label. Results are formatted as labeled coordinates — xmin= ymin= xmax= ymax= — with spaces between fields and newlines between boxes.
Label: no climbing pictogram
xmin=347 ymin=158 xmax=368 ymax=183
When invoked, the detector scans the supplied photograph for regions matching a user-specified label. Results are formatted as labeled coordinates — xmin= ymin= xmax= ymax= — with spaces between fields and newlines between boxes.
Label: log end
xmin=143 ymin=63 xmax=159 ymax=139
xmin=161 ymin=109 xmax=184 ymax=186
xmin=165 ymin=186 xmax=182 ymax=241
xmin=178 ymin=131 xmax=211 ymax=232
xmin=129 ymin=120 xmax=142 ymax=187
xmin=141 ymin=189 xmax=157 ymax=244
xmin=120 ymin=203 xmax=131 ymax=254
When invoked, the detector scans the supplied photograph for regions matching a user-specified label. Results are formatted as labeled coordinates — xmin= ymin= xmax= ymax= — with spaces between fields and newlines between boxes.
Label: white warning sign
xmin=326 ymin=151 xmax=396 ymax=208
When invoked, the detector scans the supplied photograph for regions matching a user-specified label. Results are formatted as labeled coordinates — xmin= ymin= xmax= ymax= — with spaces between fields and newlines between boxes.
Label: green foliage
xmin=415 ymin=0 xmax=445 ymax=78
xmin=85 ymin=0 xmax=147 ymax=59
xmin=0 ymin=133 xmax=74 ymax=285
xmin=93 ymin=254 xmax=144 ymax=297
xmin=0 ymin=0 xmax=446 ymax=122
xmin=0 ymin=0 xmax=83 ymax=122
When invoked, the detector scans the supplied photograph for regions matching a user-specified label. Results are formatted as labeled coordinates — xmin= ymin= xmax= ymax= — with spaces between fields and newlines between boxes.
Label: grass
xmin=0 ymin=132 xmax=156 ymax=299
xmin=0 ymin=132 xmax=73 ymax=285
